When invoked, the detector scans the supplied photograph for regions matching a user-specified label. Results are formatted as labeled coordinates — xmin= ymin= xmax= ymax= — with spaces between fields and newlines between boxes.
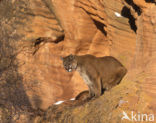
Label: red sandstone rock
xmin=0 ymin=0 xmax=156 ymax=122
xmin=12 ymin=0 xmax=156 ymax=112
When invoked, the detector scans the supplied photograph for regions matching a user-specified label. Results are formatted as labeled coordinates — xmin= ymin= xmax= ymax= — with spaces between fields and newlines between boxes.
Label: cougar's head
xmin=61 ymin=54 xmax=77 ymax=72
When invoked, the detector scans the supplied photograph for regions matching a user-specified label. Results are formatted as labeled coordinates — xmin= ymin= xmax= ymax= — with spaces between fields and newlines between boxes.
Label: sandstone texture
xmin=0 ymin=0 xmax=156 ymax=123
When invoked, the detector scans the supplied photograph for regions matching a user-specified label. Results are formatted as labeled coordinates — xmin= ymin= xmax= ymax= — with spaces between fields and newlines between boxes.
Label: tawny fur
xmin=61 ymin=54 xmax=127 ymax=99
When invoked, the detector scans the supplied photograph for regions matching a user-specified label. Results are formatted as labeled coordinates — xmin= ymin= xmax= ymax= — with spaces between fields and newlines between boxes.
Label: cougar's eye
xmin=64 ymin=65 xmax=67 ymax=68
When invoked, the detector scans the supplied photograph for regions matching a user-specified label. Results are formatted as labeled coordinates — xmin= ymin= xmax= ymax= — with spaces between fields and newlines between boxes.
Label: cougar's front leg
xmin=94 ymin=76 xmax=102 ymax=98
xmin=88 ymin=85 xmax=95 ymax=98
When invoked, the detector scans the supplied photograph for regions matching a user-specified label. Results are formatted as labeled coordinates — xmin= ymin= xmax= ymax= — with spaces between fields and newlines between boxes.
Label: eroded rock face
xmin=0 ymin=0 xmax=156 ymax=122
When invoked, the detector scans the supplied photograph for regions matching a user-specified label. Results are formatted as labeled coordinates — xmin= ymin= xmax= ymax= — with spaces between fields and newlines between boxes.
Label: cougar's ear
xmin=60 ymin=56 xmax=64 ymax=61
xmin=69 ymin=54 xmax=75 ymax=59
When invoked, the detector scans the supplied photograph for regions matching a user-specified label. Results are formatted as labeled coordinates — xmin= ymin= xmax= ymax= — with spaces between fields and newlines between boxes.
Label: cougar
xmin=61 ymin=54 xmax=127 ymax=99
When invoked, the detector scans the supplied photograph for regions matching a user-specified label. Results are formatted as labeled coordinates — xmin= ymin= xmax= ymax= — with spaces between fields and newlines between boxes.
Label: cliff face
xmin=0 ymin=0 xmax=156 ymax=122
